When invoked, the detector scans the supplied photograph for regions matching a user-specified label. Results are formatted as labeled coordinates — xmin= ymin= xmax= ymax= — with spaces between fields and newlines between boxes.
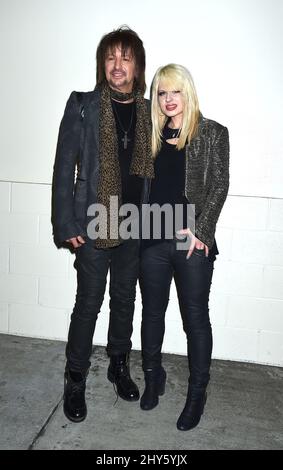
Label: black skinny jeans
xmin=66 ymin=238 xmax=139 ymax=374
xmin=140 ymin=240 xmax=215 ymax=392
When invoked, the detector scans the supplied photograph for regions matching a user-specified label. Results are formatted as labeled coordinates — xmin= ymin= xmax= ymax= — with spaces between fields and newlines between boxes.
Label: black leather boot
xmin=107 ymin=354 xmax=139 ymax=401
xmin=176 ymin=391 xmax=207 ymax=431
xmin=63 ymin=370 xmax=87 ymax=423
xmin=140 ymin=366 xmax=166 ymax=411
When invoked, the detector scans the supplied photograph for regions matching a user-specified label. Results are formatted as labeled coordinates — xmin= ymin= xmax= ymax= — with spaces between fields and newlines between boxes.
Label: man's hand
xmin=176 ymin=228 xmax=209 ymax=259
xmin=66 ymin=235 xmax=86 ymax=249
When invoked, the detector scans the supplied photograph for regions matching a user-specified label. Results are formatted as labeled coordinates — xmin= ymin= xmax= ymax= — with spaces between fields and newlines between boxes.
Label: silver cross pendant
xmin=122 ymin=132 xmax=130 ymax=150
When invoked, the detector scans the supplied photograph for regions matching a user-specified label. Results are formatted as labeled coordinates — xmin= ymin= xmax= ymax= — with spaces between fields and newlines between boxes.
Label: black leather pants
xmin=140 ymin=240 xmax=214 ymax=392
xmin=66 ymin=238 xmax=139 ymax=373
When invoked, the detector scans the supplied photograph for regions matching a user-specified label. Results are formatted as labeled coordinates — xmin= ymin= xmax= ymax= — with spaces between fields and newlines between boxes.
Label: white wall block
xmin=269 ymin=153 xmax=283 ymax=200
xmin=130 ymin=287 xmax=142 ymax=350
xmin=258 ymin=331 xmax=283 ymax=366
xmin=0 ymin=182 xmax=11 ymax=212
xmin=263 ymin=266 xmax=283 ymax=300
xmin=10 ymin=245 xmax=69 ymax=276
xmin=99 ymin=288 xmax=110 ymax=317
xmin=0 ymin=246 xmax=9 ymax=273
xmin=131 ymin=310 xmax=142 ymax=352
xmin=268 ymin=199 xmax=283 ymax=232
xmin=39 ymin=276 xmax=76 ymax=309
xmin=0 ymin=274 xmax=38 ymax=304
xmin=219 ymin=196 xmax=269 ymax=231
xmin=227 ymin=296 xmax=283 ymax=333
xmin=9 ymin=303 xmax=68 ymax=340
xmin=2 ymin=213 xmax=39 ymax=244
xmin=213 ymin=261 xmax=264 ymax=297
xmin=39 ymin=215 xmax=54 ymax=246
xmin=164 ymin=284 xmax=179 ymax=319
xmin=164 ymin=318 xmax=187 ymax=356
xmin=0 ymin=303 xmax=9 ymax=333
xmin=11 ymin=183 xmax=51 ymax=215
xmin=214 ymin=227 xmax=233 ymax=260
xmin=89 ymin=307 xmax=109 ymax=347
xmin=209 ymin=293 xmax=229 ymax=327
xmin=230 ymin=230 xmax=268 ymax=265
xmin=267 ymin=232 xmax=283 ymax=267
xmin=212 ymin=326 xmax=258 ymax=363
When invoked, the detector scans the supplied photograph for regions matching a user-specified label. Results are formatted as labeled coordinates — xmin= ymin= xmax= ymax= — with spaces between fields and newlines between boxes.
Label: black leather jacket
xmin=52 ymin=90 xmax=100 ymax=245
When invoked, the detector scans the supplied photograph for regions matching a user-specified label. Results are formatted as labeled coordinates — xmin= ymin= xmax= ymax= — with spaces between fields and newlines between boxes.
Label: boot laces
xmin=112 ymin=382 xmax=119 ymax=406
xmin=66 ymin=376 xmax=86 ymax=398
xmin=70 ymin=381 xmax=85 ymax=395
xmin=111 ymin=361 xmax=130 ymax=406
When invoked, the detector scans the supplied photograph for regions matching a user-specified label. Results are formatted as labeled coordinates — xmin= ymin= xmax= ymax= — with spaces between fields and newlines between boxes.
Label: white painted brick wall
xmin=2 ymin=213 xmax=39 ymax=244
xmin=10 ymin=245 xmax=69 ymax=276
xmin=0 ymin=182 xmax=11 ymax=212
xmin=209 ymin=293 xmax=229 ymax=327
xmin=164 ymin=318 xmax=187 ymax=356
xmin=0 ymin=303 xmax=9 ymax=333
xmin=263 ymin=266 xmax=283 ymax=300
xmin=230 ymin=230 xmax=268 ymax=264
xmin=0 ymin=181 xmax=283 ymax=366
xmin=9 ymin=303 xmax=68 ymax=340
xmin=227 ymin=296 xmax=283 ymax=332
xmin=11 ymin=183 xmax=51 ymax=214
xmin=0 ymin=273 xmax=38 ymax=304
xmin=258 ymin=331 xmax=283 ymax=365
xmin=212 ymin=326 xmax=258 ymax=363
xmin=268 ymin=199 xmax=283 ymax=231
xmin=39 ymin=276 xmax=76 ymax=309
xmin=0 ymin=246 xmax=9 ymax=273
xmin=212 ymin=261 xmax=264 ymax=297
xmin=219 ymin=196 xmax=269 ymax=230
xmin=267 ymin=232 xmax=283 ymax=266
xmin=39 ymin=215 xmax=54 ymax=246
xmin=213 ymin=227 xmax=233 ymax=261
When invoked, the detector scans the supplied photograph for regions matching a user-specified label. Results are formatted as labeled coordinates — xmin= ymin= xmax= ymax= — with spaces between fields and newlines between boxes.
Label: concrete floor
xmin=0 ymin=333 xmax=282 ymax=450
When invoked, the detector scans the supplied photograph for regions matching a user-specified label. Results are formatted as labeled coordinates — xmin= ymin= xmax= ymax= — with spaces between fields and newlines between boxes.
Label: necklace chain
xmin=112 ymin=100 xmax=134 ymax=150
xmin=164 ymin=125 xmax=182 ymax=140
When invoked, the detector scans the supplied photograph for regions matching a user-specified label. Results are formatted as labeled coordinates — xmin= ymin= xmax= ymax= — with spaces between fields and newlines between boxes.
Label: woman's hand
xmin=176 ymin=228 xmax=209 ymax=259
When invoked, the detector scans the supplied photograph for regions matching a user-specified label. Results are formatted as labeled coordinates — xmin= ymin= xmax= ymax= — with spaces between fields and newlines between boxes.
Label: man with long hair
xmin=52 ymin=26 xmax=153 ymax=422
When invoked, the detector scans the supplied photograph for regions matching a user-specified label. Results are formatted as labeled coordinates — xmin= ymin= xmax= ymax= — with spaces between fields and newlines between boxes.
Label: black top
xmin=111 ymin=100 xmax=143 ymax=208
xmin=143 ymin=127 xmax=219 ymax=259
xmin=146 ymin=137 xmax=189 ymax=241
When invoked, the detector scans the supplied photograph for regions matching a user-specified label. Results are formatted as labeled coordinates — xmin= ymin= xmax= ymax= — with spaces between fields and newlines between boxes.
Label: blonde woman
xmin=140 ymin=64 xmax=229 ymax=430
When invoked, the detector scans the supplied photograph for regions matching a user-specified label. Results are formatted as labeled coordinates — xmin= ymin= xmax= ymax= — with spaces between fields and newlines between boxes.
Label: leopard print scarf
xmin=96 ymin=81 xmax=154 ymax=249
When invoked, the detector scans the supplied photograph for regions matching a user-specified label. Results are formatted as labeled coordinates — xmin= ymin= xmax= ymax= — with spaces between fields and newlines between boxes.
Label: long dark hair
xmin=96 ymin=26 xmax=146 ymax=94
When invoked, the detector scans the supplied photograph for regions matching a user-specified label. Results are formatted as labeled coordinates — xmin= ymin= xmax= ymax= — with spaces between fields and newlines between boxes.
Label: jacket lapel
xmin=86 ymin=90 xmax=101 ymax=153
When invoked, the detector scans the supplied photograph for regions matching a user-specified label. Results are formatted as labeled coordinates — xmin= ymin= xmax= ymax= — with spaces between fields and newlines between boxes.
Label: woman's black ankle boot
xmin=140 ymin=366 xmax=166 ymax=411
xmin=177 ymin=391 xmax=207 ymax=431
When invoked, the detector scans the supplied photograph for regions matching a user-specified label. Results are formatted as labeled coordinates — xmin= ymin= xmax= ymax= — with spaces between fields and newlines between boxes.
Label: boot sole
xmin=63 ymin=405 xmax=87 ymax=423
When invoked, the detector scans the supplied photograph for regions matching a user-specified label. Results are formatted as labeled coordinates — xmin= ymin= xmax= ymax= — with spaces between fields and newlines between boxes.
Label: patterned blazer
xmin=142 ymin=115 xmax=230 ymax=249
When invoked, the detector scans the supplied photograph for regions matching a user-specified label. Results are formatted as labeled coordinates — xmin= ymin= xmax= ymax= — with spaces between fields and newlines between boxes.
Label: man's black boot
xmin=107 ymin=354 xmax=139 ymax=401
xmin=176 ymin=390 xmax=207 ymax=431
xmin=63 ymin=370 xmax=87 ymax=423
xmin=140 ymin=367 xmax=166 ymax=411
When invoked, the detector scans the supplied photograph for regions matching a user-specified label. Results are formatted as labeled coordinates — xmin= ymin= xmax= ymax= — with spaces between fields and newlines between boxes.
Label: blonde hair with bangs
xmin=151 ymin=64 xmax=200 ymax=157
